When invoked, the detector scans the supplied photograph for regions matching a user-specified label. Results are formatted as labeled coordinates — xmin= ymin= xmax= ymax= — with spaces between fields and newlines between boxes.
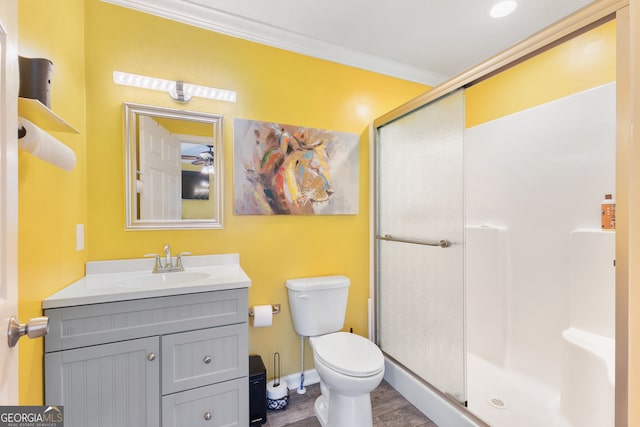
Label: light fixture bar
xmin=113 ymin=71 xmax=237 ymax=103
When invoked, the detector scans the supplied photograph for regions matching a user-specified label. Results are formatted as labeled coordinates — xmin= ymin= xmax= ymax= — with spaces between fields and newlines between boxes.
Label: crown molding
xmin=102 ymin=0 xmax=445 ymax=86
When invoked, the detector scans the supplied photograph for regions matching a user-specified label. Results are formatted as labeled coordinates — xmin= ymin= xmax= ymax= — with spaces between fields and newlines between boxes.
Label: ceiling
xmin=104 ymin=0 xmax=596 ymax=86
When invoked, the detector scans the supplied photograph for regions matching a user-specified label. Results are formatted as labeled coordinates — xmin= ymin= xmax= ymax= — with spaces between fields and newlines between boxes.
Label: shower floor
xmin=466 ymin=353 xmax=571 ymax=427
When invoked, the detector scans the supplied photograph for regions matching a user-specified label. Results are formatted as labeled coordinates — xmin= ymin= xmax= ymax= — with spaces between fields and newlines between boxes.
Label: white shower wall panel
xmin=465 ymin=82 xmax=616 ymax=391
xmin=465 ymin=225 xmax=509 ymax=366
xmin=568 ymin=230 xmax=615 ymax=338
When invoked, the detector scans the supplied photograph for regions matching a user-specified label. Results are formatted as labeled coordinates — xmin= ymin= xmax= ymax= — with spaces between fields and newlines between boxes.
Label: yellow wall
xmin=16 ymin=0 xmax=428 ymax=404
xmin=84 ymin=0 xmax=427 ymax=395
xmin=154 ymin=117 xmax=213 ymax=137
xmin=17 ymin=0 xmax=87 ymax=405
xmin=466 ymin=20 xmax=616 ymax=127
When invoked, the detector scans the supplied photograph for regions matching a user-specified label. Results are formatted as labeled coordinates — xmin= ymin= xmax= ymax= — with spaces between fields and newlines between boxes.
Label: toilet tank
xmin=286 ymin=275 xmax=350 ymax=337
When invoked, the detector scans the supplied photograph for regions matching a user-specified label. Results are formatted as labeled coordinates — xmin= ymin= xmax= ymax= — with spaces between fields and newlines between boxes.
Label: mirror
xmin=124 ymin=102 xmax=223 ymax=229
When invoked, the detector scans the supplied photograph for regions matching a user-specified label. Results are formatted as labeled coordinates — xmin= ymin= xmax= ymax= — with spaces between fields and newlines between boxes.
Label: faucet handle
xmin=144 ymin=253 xmax=162 ymax=272
xmin=176 ymin=252 xmax=191 ymax=271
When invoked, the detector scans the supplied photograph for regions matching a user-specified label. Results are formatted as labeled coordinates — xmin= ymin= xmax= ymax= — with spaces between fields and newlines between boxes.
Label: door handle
xmin=377 ymin=234 xmax=449 ymax=248
xmin=7 ymin=316 xmax=49 ymax=348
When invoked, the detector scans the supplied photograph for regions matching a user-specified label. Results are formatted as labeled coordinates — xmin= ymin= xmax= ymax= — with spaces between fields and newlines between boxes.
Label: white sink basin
xmin=118 ymin=271 xmax=210 ymax=288
xmin=84 ymin=271 xmax=210 ymax=289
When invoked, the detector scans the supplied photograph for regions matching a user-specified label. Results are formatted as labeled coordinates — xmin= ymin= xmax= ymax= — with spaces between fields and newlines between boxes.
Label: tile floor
xmin=262 ymin=380 xmax=437 ymax=427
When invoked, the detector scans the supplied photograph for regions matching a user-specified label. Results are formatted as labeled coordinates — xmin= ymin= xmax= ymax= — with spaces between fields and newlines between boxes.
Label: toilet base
xmin=314 ymin=394 xmax=329 ymax=427
xmin=314 ymin=389 xmax=374 ymax=427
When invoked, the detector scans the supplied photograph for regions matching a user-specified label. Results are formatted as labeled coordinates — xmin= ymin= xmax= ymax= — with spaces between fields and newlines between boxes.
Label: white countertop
xmin=43 ymin=253 xmax=251 ymax=309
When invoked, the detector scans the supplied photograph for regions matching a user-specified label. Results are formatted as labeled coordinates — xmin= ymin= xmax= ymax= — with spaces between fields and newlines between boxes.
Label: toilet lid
xmin=313 ymin=332 xmax=384 ymax=377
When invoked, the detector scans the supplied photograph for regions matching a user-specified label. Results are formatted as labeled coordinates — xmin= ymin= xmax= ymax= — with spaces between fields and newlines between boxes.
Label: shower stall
xmin=373 ymin=14 xmax=618 ymax=426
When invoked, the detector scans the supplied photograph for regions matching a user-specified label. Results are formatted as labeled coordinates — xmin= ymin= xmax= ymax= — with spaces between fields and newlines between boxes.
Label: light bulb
xmin=490 ymin=1 xmax=517 ymax=18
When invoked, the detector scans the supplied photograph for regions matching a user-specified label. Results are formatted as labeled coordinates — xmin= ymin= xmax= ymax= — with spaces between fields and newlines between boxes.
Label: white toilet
xmin=286 ymin=275 xmax=385 ymax=427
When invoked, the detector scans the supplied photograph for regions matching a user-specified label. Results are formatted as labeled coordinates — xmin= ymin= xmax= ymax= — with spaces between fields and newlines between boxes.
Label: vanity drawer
xmin=162 ymin=324 xmax=248 ymax=394
xmin=45 ymin=289 xmax=248 ymax=352
xmin=162 ymin=378 xmax=248 ymax=427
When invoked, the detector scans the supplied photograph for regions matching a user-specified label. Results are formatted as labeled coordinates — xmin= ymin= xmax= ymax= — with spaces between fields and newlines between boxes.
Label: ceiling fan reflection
xmin=183 ymin=145 xmax=215 ymax=175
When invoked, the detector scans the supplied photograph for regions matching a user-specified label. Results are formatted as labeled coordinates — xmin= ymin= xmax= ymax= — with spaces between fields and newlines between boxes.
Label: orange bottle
xmin=601 ymin=194 xmax=616 ymax=230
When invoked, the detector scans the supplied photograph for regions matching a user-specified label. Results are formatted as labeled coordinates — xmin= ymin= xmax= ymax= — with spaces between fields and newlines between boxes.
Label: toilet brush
xmin=298 ymin=335 xmax=306 ymax=394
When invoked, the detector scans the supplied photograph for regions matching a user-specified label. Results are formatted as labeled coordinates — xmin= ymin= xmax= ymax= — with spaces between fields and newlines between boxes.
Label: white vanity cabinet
xmin=43 ymin=288 xmax=249 ymax=427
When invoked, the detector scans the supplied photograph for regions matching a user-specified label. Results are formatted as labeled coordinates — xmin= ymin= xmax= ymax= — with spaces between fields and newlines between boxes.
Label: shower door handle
xmin=376 ymin=234 xmax=449 ymax=248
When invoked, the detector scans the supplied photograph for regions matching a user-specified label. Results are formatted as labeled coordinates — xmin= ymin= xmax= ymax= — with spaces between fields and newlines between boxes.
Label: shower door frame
xmin=370 ymin=0 xmax=631 ymax=424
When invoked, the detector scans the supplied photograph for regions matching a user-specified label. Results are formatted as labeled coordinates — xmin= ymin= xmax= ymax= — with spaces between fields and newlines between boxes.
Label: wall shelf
xmin=18 ymin=97 xmax=78 ymax=134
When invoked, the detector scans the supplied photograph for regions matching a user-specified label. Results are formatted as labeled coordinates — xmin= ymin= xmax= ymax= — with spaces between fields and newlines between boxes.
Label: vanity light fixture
xmin=489 ymin=0 xmax=517 ymax=18
xmin=113 ymin=71 xmax=237 ymax=103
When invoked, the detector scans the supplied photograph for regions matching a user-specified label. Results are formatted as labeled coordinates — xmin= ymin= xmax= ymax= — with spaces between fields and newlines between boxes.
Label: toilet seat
xmin=313 ymin=332 xmax=384 ymax=377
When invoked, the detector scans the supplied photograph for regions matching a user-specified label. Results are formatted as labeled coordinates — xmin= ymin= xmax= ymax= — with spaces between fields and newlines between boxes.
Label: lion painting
xmin=233 ymin=119 xmax=359 ymax=215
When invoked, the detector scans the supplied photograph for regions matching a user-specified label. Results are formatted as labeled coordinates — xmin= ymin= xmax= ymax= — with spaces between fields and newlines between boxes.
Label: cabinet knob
xmin=203 ymin=355 xmax=212 ymax=364
xmin=147 ymin=353 xmax=156 ymax=361
xmin=203 ymin=411 xmax=212 ymax=421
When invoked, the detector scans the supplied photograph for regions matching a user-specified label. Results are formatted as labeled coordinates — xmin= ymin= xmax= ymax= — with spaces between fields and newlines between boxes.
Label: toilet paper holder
xmin=248 ymin=304 xmax=281 ymax=317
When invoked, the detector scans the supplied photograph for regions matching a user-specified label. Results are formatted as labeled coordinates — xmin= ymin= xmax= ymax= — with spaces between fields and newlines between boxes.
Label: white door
xmin=139 ymin=115 xmax=181 ymax=220
xmin=0 ymin=0 xmax=20 ymax=403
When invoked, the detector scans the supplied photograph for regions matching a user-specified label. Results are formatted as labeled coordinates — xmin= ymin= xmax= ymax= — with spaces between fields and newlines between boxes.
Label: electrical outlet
xmin=76 ymin=224 xmax=84 ymax=251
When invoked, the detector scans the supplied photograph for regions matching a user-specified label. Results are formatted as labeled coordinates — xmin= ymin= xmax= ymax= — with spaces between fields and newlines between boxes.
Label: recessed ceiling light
xmin=490 ymin=1 xmax=518 ymax=18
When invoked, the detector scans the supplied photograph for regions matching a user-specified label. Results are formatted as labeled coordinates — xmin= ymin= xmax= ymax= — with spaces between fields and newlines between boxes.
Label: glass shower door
xmin=375 ymin=89 xmax=465 ymax=404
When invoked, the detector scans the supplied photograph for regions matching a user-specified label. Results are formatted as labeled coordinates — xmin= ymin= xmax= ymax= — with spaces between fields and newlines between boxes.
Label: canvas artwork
xmin=233 ymin=118 xmax=359 ymax=215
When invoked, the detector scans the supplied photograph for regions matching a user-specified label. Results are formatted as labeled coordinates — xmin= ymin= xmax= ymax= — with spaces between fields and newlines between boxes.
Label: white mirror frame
xmin=124 ymin=102 xmax=224 ymax=230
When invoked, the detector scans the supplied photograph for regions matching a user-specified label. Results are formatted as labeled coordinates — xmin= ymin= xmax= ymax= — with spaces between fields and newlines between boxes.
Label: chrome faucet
xmin=163 ymin=244 xmax=172 ymax=269
xmin=145 ymin=244 xmax=191 ymax=273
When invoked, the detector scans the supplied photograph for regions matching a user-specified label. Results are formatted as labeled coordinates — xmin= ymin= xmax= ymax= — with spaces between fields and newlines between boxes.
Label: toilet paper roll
xmin=18 ymin=117 xmax=76 ymax=171
xmin=252 ymin=305 xmax=273 ymax=328
xmin=267 ymin=380 xmax=288 ymax=400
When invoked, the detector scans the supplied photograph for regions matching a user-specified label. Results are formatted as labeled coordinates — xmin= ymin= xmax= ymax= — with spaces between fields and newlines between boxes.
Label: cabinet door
xmin=45 ymin=337 xmax=160 ymax=427
xmin=162 ymin=378 xmax=248 ymax=427
xmin=162 ymin=324 xmax=248 ymax=394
